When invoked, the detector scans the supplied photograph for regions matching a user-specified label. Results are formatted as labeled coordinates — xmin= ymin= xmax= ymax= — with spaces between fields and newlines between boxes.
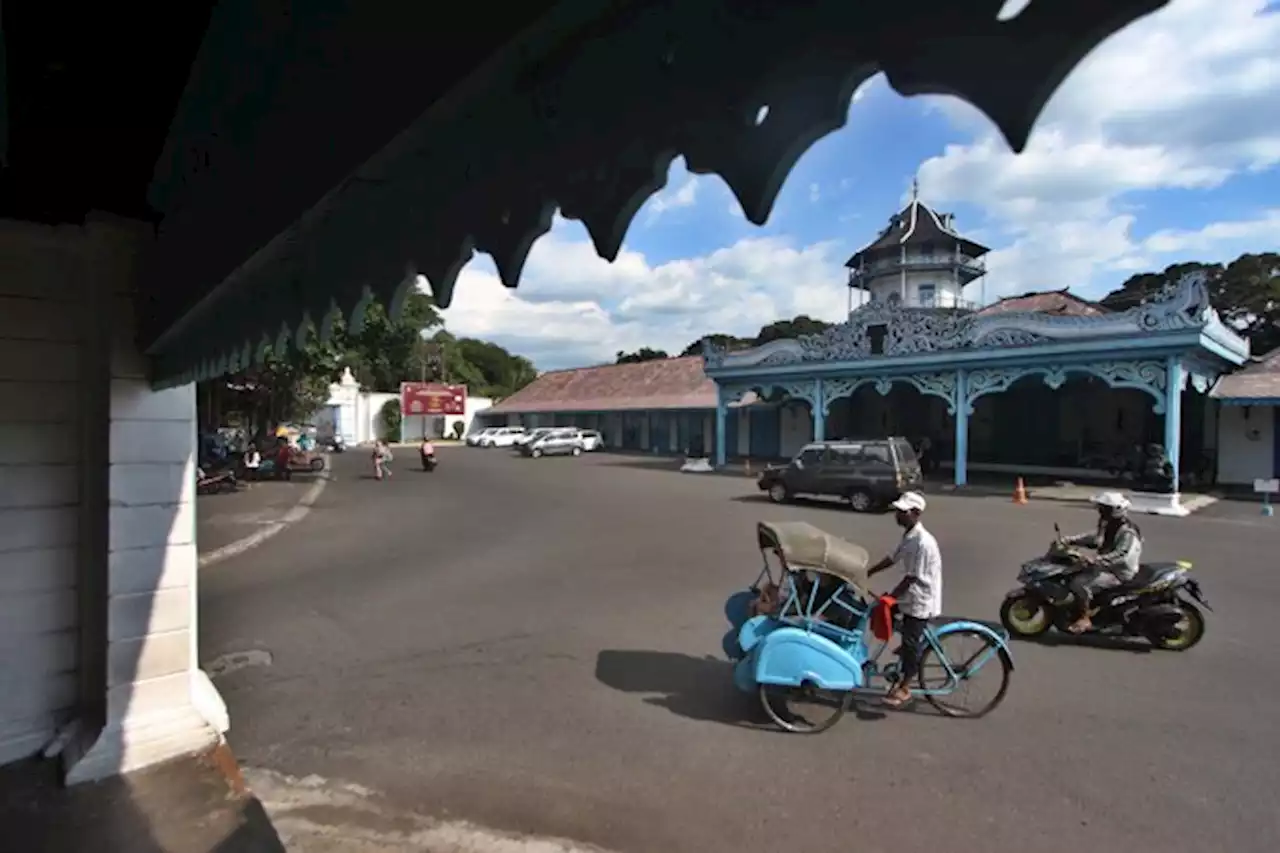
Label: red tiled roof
xmin=1211 ymin=348 xmax=1280 ymax=401
xmin=486 ymin=356 xmax=720 ymax=413
xmin=976 ymin=289 xmax=1107 ymax=317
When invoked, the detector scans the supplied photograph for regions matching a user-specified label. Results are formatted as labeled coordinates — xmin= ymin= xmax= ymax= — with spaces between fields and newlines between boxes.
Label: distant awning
xmin=140 ymin=0 xmax=1170 ymax=387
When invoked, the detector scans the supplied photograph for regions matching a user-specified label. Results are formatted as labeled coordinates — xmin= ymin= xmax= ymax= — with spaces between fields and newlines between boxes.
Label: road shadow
xmin=1009 ymin=632 xmax=1153 ymax=653
xmin=594 ymin=650 xmax=771 ymax=729
xmin=729 ymin=494 xmax=893 ymax=515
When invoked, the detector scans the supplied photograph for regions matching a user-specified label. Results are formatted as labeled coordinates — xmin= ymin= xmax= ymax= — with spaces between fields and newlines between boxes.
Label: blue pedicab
xmin=724 ymin=521 xmax=1015 ymax=733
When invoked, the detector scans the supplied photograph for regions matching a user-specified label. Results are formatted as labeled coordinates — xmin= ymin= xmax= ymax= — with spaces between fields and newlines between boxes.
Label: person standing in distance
xmin=866 ymin=491 xmax=943 ymax=709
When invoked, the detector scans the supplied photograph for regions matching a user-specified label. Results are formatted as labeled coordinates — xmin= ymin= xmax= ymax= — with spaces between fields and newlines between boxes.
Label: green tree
xmin=680 ymin=333 xmax=751 ymax=357
xmin=343 ymin=291 xmax=443 ymax=390
xmin=379 ymin=398 xmax=402 ymax=442
xmin=615 ymin=347 xmax=669 ymax=364
xmin=752 ymin=315 xmax=832 ymax=345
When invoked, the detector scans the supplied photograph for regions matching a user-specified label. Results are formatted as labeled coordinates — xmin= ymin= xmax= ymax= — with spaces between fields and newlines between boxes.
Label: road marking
xmin=243 ymin=767 xmax=618 ymax=853
xmin=199 ymin=474 xmax=330 ymax=568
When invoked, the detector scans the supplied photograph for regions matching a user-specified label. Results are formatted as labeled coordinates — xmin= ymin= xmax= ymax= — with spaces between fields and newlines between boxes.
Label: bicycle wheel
xmin=917 ymin=628 xmax=1012 ymax=718
xmin=758 ymin=682 xmax=851 ymax=734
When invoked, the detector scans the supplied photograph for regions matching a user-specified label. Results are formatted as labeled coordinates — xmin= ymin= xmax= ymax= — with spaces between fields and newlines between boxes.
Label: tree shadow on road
xmin=594 ymin=650 xmax=771 ymax=729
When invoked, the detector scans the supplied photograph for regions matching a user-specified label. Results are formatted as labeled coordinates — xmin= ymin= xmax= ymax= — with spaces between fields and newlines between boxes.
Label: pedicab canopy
xmin=758 ymin=522 xmax=870 ymax=589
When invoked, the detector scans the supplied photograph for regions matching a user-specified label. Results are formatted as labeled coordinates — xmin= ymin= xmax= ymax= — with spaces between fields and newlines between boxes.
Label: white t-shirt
xmin=892 ymin=523 xmax=943 ymax=619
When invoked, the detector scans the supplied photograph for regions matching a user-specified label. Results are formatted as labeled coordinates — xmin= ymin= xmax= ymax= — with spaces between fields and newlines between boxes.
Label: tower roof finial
xmin=910 ymin=175 xmax=920 ymax=203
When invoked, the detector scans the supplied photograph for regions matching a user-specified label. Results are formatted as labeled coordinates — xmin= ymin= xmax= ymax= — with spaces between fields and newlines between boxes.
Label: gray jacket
xmin=1064 ymin=520 xmax=1142 ymax=581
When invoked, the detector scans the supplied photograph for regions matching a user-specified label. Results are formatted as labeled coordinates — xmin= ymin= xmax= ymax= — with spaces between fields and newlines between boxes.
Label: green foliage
xmin=679 ymin=316 xmax=834 ymax=357
xmin=615 ymin=347 xmax=669 ymax=364
xmin=379 ymin=398 xmax=402 ymax=442
xmin=343 ymin=291 xmax=443 ymax=391
xmin=1101 ymin=253 xmax=1280 ymax=354
xmin=431 ymin=330 xmax=537 ymax=399
xmin=201 ymin=286 xmax=536 ymax=434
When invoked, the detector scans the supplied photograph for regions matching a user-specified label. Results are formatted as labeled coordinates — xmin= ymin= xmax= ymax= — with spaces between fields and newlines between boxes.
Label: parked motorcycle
xmin=327 ymin=434 xmax=346 ymax=453
xmin=999 ymin=525 xmax=1210 ymax=651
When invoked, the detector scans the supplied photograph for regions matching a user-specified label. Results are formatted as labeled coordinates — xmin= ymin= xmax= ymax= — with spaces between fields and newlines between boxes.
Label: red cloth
xmin=870 ymin=595 xmax=897 ymax=642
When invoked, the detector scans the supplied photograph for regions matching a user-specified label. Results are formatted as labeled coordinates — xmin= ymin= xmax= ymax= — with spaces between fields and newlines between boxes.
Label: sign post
xmin=400 ymin=383 xmax=468 ymax=440
xmin=1255 ymin=478 xmax=1278 ymax=517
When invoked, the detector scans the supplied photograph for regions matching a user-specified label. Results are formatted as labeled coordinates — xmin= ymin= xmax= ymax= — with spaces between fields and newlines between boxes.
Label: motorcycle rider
xmin=420 ymin=437 xmax=436 ymax=469
xmin=1062 ymin=491 xmax=1142 ymax=634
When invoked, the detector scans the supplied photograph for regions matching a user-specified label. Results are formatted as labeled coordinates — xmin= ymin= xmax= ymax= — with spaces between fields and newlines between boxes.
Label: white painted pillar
xmin=63 ymin=217 xmax=224 ymax=785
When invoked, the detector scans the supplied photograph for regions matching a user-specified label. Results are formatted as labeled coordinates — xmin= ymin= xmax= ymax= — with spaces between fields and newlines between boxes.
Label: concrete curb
xmin=198 ymin=473 xmax=330 ymax=568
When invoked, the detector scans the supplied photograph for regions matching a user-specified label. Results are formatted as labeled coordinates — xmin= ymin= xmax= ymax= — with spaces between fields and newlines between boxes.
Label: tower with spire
xmin=844 ymin=181 xmax=989 ymax=312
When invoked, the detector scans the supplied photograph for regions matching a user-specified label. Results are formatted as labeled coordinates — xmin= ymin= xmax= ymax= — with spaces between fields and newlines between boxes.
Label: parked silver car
xmin=520 ymin=428 xmax=584 ymax=458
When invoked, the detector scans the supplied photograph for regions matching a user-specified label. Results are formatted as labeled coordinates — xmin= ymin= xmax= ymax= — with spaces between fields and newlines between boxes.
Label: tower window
xmin=918 ymin=283 xmax=936 ymax=307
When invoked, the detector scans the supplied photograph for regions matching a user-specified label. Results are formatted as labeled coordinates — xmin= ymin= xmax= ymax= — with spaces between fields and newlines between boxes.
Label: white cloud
xmin=438 ymin=220 xmax=847 ymax=370
xmin=644 ymin=171 xmax=699 ymax=224
xmin=918 ymin=0 xmax=1280 ymax=298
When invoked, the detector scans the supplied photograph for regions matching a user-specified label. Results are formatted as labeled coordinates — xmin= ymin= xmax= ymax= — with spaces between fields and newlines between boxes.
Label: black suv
xmin=756 ymin=437 xmax=923 ymax=512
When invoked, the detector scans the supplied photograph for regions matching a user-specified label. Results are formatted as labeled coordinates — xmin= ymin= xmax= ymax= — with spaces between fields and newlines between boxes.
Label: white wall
xmin=861 ymin=264 xmax=968 ymax=308
xmin=1217 ymin=405 xmax=1276 ymax=485
xmin=0 ymin=221 xmax=82 ymax=764
xmin=0 ymin=217 xmax=221 ymax=780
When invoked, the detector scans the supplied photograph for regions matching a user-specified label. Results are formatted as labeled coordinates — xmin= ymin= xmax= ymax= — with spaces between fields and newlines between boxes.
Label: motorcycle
xmin=421 ymin=452 xmax=438 ymax=472
xmin=999 ymin=525 xmax=1210 ymax=651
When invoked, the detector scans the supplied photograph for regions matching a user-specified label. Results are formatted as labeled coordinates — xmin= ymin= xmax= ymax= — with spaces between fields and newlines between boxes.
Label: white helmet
xmin=1091 ymin=491 xmax=1131 ymax=512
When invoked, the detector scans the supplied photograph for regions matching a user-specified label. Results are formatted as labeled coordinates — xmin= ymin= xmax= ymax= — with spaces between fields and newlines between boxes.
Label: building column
xmin=954 ymin=369 xmax=969 ymax=487
xmin=63 ymin=216 xmax=226 ymax=785
xmin=1165 ymin=356 xmax=1183 ymax=494
xmin=715 ymin=389 xmax=728 ymax=467
xmin=812 ymin=379 xmax=826 ymax=442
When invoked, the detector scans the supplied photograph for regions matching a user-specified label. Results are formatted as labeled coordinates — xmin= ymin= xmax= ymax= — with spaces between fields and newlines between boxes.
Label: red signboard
xmin=401 ymin=382 xmax=467 ymax=416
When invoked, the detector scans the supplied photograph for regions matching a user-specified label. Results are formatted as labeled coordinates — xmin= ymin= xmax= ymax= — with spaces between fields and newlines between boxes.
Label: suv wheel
xmin=846 ymin=488 xmax=873 ymax=513
xmin=768 ymin=483 xmax=790 ymax=504
xmin=531 ymin=448 xmax=542 ymax=458
xmin=571 ymin=446 xmax=582 ymax=456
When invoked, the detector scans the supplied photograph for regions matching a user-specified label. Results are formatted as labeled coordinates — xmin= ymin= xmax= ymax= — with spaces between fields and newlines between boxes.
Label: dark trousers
xmin=897 ymin=615 xmax=928 ymax=684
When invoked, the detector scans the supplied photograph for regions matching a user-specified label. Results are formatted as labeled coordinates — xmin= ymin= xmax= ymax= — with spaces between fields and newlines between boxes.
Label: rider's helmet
xmin=1090 ymin=491 xmax=1131 ymax=520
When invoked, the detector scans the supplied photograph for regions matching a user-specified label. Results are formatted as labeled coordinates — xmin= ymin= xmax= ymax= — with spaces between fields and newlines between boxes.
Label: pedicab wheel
xmin=309 ymin=457 xmax=326 ymax=472
xmin=846 ymin=488 xmax=873 ymax=513
xmin=1148 ymin=602 xmax=1205 ymax=652
xmin=758 ymin=682 xmax=851 ymax=734
xmin=999 ymin=593 xmax=1052 ymax=637
xmin=917 ymin=628 xmax=1013 ymax=719
xmin=767 ymin=483 xmax=790 ymax=504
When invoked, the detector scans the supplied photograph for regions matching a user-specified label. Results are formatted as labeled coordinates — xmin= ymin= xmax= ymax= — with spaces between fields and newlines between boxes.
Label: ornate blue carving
xmin=702 ymin=272 xmax=1243 ymax=369
xmin=963 ymin=360 xmax=1168 ymax=414
xmin=821 ymin=372 xmax=958 ymax=415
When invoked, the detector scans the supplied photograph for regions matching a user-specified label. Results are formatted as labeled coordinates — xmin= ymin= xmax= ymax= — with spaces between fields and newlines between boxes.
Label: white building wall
xmin=859 ymin=264 xmax=969 ymax=308
xmin=0 ymin=217 xmax=223 ymax=781
xmin=1217 ymin=405 xmax=1276 ymax=485
xmin=0 ymin=221 xmax=83 ymax=765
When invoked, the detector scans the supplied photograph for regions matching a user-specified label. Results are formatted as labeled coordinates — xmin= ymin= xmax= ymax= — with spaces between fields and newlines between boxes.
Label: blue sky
xmin=440 ymin=0 xmax=1280 ymax=371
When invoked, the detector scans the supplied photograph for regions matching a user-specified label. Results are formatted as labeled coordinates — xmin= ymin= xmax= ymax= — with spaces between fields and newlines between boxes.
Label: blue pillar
xmin=813 ymin=378 xmax=826 ymax=442
xmin=715 ymin=388 xmax=728 ymax=468
xmin=954 ymin=369 xmax=969 ymax=487
xmin=1165 ymin=356 xmax=1183 ymax=493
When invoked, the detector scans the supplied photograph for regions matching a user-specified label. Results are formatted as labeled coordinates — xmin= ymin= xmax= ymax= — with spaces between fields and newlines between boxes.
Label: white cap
xmin=890 ymin=491 xmax=927 ymax=513
xmin=1091 ymin=491 xmax=1131 ymax=510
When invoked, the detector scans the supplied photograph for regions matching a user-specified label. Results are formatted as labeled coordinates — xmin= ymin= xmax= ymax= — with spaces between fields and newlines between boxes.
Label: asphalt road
xmin=200 ymin=447 xmax=1280 ymax=853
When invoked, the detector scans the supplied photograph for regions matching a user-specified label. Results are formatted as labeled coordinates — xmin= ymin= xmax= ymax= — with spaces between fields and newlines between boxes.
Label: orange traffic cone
xmin=1013 ymin=477 xmax=1029 ymax=505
